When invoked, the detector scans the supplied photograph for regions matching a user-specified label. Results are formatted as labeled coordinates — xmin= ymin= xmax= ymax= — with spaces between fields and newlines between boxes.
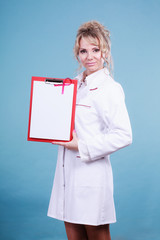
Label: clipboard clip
xmin=45 ymin=78 xmax=72 ymax=94
xmin=45 ymin=79 xmax=63 ymax=84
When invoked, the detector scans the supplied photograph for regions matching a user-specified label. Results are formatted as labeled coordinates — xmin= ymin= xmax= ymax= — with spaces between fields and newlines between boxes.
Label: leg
xmin=64 ymin=221 xmax=88 ymax=240
xmin=85 ymin=224 xmax=111 ymax=240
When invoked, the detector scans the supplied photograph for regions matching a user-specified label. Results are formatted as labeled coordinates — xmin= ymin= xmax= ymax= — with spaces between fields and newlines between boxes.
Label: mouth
xmin=86 ymin=62 xmax=96 ymax=66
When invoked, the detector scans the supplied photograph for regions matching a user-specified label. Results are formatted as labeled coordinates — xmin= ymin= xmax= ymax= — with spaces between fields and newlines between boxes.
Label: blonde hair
xmin=74 ymin=20 xmax=113 ymax=74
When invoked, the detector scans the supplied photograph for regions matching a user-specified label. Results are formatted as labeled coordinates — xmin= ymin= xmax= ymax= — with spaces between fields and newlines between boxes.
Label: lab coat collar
xmin=85 ymin=68 xmax=109 ymax=89
xmin=76 ymin=68 xmax=110 ymax=90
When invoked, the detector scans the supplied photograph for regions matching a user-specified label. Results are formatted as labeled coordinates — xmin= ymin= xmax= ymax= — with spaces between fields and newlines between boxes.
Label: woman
xmin=48 ymin=21 xmax=132 ymax=240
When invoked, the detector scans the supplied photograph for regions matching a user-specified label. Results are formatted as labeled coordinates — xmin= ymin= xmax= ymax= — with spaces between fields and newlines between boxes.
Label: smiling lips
xmin=86 ymin=62 xmax=96 ymax=66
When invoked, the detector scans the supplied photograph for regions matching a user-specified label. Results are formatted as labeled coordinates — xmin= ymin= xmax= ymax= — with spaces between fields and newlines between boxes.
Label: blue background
xmin=0 ymin=0 xmax=160 ymax=239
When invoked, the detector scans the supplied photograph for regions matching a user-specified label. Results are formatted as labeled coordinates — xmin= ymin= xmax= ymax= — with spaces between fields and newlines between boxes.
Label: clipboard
xmin=27 ymin=76 xmax=77 ymax=143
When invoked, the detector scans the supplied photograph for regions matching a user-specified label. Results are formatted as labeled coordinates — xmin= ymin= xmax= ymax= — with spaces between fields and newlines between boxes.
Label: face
xmin=78 ymin=37 xmax=104 ymax=76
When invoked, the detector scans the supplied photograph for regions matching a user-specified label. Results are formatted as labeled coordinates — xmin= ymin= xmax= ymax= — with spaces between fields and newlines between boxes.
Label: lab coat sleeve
xmin=78 ymin=82 xmax=132 ymax=162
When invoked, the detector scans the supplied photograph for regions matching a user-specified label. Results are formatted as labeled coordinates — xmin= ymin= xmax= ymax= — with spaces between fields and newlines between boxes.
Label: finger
xmin=52 ymin=141 xmax=66 ymax=146
xmin=72 ymin=129 xmax=77 ymax=138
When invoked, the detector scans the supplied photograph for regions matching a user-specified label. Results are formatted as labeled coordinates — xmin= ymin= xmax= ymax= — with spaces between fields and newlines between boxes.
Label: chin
xmin=87 ymin=67 xmax=101 ymax=73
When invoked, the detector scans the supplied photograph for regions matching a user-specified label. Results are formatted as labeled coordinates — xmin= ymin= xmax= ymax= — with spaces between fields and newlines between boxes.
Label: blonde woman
xmin=48 ymin=21 xmax=132 ymax=240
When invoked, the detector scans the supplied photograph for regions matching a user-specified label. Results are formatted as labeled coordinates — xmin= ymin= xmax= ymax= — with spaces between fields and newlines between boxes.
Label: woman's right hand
xmin=52 ymin=130 xmax=78 ymax=151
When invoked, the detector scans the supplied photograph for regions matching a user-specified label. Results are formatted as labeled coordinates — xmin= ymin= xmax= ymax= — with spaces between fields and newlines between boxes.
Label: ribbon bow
xmin=54 ymin=78 xmax=72 ymax=94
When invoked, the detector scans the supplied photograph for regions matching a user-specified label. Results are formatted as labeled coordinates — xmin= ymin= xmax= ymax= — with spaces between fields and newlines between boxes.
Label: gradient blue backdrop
xmin=0 ymin=0 xmax=160 ymax=239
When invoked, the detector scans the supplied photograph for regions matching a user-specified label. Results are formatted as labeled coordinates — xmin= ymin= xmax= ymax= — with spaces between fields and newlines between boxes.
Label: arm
xmin=78 ymin=83 xmax=132 ymax=162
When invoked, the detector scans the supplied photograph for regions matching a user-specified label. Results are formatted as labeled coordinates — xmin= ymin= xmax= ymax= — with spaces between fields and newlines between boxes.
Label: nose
xmin=87 ymin=51 xmax=93 ymax=60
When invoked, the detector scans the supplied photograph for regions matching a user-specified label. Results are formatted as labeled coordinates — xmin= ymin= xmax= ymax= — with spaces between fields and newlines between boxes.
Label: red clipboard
xmin=28 ymin=76 xmax=77 ymax=143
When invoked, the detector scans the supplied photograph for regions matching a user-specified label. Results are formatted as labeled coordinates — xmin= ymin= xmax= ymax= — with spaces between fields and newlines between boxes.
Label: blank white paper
xmin=29 ymin=81 xmax=74 ymax=141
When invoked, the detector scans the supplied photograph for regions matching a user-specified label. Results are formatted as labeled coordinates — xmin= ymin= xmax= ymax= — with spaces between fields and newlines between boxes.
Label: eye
xmin=93 ymin=48 xmax=100 ymax=52
xmin=79 ymin=49 xmax=87 ymax=54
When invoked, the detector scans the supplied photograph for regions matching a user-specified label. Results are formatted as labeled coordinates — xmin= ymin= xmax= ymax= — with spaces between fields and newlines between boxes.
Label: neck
xmin=82 ymin=71 xmax=88 ymax=82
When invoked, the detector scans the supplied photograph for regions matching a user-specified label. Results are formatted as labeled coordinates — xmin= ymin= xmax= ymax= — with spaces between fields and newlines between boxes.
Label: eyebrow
xmin=79 ymin=46 xmax=99 ymax=50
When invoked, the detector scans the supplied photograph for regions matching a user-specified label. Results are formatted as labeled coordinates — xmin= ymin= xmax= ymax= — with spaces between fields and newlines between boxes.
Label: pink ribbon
xmin=54 ymin=78 xmax=72 ymax=94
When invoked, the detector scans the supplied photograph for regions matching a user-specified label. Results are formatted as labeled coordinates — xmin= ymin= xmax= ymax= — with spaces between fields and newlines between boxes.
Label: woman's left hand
xmin=52 ymin=130 xmax=78 ymax=151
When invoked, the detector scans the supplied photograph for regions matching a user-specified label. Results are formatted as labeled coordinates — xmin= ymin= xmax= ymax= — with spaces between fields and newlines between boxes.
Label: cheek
xmin=97 ymin=52 xmax=103 ymax=61
xmin=96 ymin=54 xmax=104 ymax=65
xmin=79 ymin=55 xmax=86 ymax=64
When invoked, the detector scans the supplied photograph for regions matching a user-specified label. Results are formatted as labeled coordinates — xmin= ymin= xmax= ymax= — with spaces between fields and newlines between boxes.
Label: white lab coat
xmin=47 ymin=68 xmax=132 ymax=226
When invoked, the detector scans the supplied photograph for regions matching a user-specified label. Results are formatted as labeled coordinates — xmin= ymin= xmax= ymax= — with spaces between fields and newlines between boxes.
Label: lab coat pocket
xmin=74 ymin=157 xmax=106 ymax=187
